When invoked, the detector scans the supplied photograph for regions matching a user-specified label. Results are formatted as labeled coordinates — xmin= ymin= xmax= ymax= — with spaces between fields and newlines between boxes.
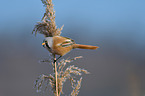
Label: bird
xmin=42 ymin=36 xmax=99 ymax=62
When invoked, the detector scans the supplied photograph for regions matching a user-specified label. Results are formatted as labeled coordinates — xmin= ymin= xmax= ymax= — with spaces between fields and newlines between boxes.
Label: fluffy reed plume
xmin=32 ymin=0 xmax=89 ymax=96
xmin=34 ymin=56 xmax=89 ymax=96
xmin=32 ymin=0 xmax=63 ymax=37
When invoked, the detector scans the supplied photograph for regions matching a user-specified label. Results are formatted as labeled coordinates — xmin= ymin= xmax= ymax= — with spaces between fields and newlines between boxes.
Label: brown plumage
xmin=73 ymin=44 xmax=98 ymax=50
xmin=42 ymin=36 xmax=99 ymax=56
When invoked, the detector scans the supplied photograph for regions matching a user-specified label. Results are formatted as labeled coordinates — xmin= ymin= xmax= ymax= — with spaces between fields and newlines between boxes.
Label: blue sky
xmin=0 ymin=0 xmax=145 ymax=28
xmin=0 ymin=0 xmax=145 ymax=45
xmin=0 ymin=1 xmax=145 ymax=96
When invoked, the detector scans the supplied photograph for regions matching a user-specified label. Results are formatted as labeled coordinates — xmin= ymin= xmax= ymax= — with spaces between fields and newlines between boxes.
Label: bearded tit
xmin=42 ymin=36 xmax=99 ymax=61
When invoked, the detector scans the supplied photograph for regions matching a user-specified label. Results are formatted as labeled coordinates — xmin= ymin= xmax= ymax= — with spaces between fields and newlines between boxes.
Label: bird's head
xmin=42 ymin=37 xmax=52 ymax=49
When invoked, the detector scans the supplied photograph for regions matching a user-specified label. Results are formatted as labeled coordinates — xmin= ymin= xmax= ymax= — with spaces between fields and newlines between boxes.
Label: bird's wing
xmin=60 ymin=37 xmax=75 ymax=47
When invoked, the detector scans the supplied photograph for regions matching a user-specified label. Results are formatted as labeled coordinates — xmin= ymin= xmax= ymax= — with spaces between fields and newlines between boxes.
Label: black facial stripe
xmin=45 ymin=42 xmax=51 ymax=49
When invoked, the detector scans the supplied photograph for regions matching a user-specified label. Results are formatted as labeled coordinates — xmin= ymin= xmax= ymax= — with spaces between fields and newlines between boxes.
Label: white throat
xmin=45 ymin=37 xmax=53 ymax=48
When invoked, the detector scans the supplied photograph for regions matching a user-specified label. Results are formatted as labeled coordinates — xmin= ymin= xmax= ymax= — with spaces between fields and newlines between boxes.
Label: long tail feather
xmin=73 ymin=44 xmax=99 ymax=50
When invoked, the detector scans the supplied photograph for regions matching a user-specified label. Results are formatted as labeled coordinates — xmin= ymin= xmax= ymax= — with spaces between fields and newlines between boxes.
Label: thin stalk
xmin=54 ymin=55 xmax=59 ymax=96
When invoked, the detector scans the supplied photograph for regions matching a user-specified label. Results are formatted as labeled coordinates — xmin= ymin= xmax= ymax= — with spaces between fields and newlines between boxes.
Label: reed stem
xmin=54 ymin=55 xmax=59 ymax=96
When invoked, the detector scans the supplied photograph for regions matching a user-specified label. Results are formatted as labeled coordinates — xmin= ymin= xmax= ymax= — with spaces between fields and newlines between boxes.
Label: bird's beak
xmin=42 ymin=43 xmax=45 ymax=45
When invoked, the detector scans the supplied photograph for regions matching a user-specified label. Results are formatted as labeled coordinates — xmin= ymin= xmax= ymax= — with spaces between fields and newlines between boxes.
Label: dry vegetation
xmin=32 ymin=0 xmax=89 ymax=96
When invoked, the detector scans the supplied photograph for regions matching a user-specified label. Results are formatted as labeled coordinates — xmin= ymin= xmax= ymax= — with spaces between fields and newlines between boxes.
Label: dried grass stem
xmin=54 ymin=55 xmax=59 ymax=96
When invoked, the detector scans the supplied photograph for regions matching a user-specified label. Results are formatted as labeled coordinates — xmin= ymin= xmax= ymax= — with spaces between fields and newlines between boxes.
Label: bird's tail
xmin=73 ymin=44 xmax=99 ymax=50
